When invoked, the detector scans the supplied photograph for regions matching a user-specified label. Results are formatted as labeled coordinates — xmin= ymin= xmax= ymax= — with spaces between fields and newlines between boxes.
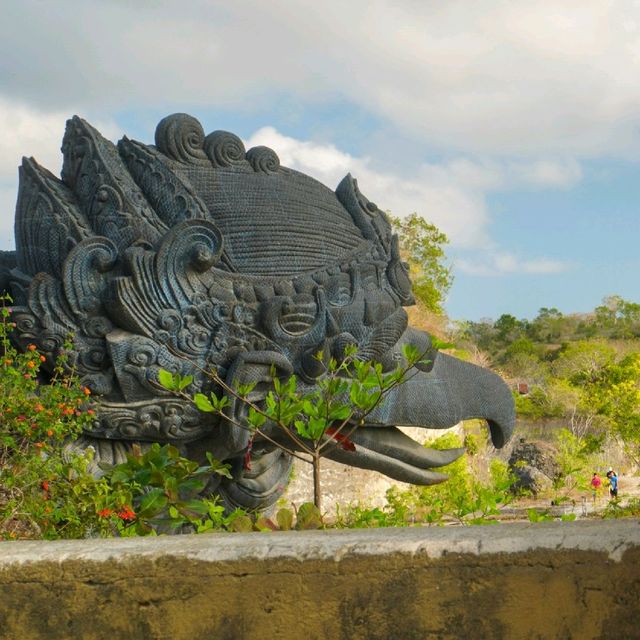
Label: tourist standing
xmin=606 ymin=470 xmax=618 ymax=500
xmin=590 ymin=472 xmax=602 ymax=502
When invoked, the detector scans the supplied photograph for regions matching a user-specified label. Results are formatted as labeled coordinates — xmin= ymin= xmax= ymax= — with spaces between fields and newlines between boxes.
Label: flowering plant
xmin=0 ymin=294 xmax=105 ymax=539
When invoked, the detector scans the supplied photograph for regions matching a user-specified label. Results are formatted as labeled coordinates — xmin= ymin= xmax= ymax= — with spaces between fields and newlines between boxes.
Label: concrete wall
xmin=0 ymin=520 xmax=638 ymax=640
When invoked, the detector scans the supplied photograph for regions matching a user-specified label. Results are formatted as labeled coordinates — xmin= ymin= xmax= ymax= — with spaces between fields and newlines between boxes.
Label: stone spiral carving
xmin=154 ymin=113 xmax=208 ymax=163
xmin=246 ymin=145 xmax=280 ymax=174
xmin=204 ymin=130 xmax=246 ymax=168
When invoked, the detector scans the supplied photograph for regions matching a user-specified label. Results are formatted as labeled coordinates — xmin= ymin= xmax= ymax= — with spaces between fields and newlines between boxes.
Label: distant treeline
xmin=456 ymin=295 xmax=640 ymax=361
xmin=453 ymin=295 xmax=640 ymax=466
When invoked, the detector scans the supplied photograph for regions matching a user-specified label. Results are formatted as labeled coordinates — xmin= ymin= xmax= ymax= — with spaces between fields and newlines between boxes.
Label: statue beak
xmin=320 ymin=337 xmax=515 ymax=485
xmin=253 ymin=330 xmax=515 ymax=486
xmin=362 ymin=350 xmax=516 ymax=449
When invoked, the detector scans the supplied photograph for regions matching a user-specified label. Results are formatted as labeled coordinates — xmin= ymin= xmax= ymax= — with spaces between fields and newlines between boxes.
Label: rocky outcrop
xmin=508 ymin=438 xmax=561 ymax=495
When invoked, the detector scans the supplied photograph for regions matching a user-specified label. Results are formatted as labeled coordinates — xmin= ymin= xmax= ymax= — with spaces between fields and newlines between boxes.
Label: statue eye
xmin=326 ymin=275 xmax=352 ymax=306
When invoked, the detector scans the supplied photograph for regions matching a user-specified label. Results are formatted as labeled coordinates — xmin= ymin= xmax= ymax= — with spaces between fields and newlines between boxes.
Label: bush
xmin=0 ymin=295 xmax=103 ymax=539
xmin=0 ymin=295 xmax=245 ymax=539
xmin=335 ymin=433 xmax=517 ymax=528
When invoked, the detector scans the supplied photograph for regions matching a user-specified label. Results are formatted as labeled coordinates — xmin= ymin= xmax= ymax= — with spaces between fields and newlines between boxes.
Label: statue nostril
xmin=300 ymin=349 xmax=327 ymax=380
xmin=331 ymin=332 xmax=357 ymax=362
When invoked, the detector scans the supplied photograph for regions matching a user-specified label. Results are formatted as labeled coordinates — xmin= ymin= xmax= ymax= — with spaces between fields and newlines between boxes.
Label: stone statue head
xmin=0 ymin=114 xmax=515 ymax=510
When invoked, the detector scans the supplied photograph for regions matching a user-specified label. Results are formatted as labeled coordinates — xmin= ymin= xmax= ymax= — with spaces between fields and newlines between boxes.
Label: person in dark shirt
xmin=606 ymin=470 xmax=618 ymax=499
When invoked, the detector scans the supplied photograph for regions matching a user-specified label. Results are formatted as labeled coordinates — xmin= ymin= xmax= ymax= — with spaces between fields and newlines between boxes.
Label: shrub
xmin=0 ymin=294 xmax=102 ymax=539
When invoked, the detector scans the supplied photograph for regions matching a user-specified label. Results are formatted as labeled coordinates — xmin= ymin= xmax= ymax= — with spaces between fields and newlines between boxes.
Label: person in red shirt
xmin=590 ymin=472 xmax=602 ymax=502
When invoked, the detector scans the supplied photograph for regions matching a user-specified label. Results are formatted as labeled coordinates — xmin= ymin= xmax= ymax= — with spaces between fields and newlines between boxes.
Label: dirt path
xmin=501 ymin=472 xmax=640 ymax=521
xmin=284 ymin=458 xmax=640 ymax=522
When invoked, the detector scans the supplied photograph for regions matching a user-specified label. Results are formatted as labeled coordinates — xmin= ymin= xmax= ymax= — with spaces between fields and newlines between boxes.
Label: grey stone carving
xmin=0 ymin=113 xmax=515 ymax=511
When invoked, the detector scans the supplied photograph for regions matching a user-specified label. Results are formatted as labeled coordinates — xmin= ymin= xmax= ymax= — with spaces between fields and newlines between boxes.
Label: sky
xmin=1 ymin=0 xmax=639 ymax=321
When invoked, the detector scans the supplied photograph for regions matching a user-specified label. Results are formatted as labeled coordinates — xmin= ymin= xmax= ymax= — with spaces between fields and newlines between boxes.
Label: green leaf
xmin=302 ymin=399 xmax=318 ymax=417
xmin=178 ymin=478 xmax=207 ymax=497
xmin=137 ymin=488 xmax=168 ymax=517
xmin=294 ymin=419 xmax=311 ymax=439
xmin=213 ymin=464 xmax=233 ymax=480
xmin=158 ymin=369 xmax=176 ymax=390
xmin=328 ymin=404 xmax=351 ymax=421
xmin=163 ymin=476 xmax=179 ymax=501
xmin=295 ymin=502 xmax=323 ymax=530
xmin=401 ymin=343 xmax=420 ymax=364
xmin=177 ymin=499 xmax=210 ymax=518
xmin=236 ymin=382 xmax=257 ymax=397
xmin=247 ymin=407 xmax=267 ymax=429
xmin=212 ymin=395 xmax=229 ymax=412
xmin=276 ymin=508 xmax=294 ymax=531
xmin=255 ymin=516 xmax=278 ymax=531
xmin=194 ymin=393 xmax=215 ymax=412
xmin=430 ymin=337 xmax=454 ymax=351
xmin=227 ymin=514 xmax=254 ymax=532
xmin=307 ymin=416 xmax=328 ymax=440
xmin=349 ymin=381 xmax=362 ymax=406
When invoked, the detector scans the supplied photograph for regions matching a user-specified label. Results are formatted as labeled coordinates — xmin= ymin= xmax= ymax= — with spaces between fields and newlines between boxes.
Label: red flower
xmin=97 ymin=508 xmax=114 ymax=518
xmin=243 ymin=437 xmax=255 ymax=471
xmin=325 ymin=427 xmax=356 ymax=452
xmin=117 ymin=506 xmax=136 ymax=521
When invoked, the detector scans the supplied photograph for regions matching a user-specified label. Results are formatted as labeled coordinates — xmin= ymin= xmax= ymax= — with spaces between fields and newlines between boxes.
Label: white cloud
xmin=2 ymin=1 xmax=640 ymax=158
xmin=507 ymin=159 xmax=583 ymax=189
xmin=0 ymin=99 xmax=66 ymax=179
xmin=456 ymin=252 xmax=571 ymax=277
xmin=0 ymin=185 xmax=16 ymax=250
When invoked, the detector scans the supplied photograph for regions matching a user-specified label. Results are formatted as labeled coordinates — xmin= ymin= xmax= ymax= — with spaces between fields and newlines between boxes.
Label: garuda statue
xmin=0 ymin=114 xmax=515 ymax=511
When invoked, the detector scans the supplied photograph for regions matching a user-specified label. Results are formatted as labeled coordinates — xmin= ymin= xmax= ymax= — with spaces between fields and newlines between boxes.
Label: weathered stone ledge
xmin=2 ymin=518 xmax=638 ymax=565
xmin=1 ymin=520 xmax=638 ymax=639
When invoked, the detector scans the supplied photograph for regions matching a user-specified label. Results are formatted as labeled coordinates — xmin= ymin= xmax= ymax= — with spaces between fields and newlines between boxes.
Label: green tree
xmin=583 ymin=353 xmax=640 ymax=464
xmin=160 ymin=343 xmax=432 ymax=512
xmin=389 ymin=213 xmax=453 ymax=314
xmin=594 ymin=295 xmax=640 ymax=339
xmin=552 ymin=340 xmax=616 ymax=384
xmin=527 ymin=307 xmax=567 ymax=343
xmin=493 ymin=314 xmax=527 ymax=345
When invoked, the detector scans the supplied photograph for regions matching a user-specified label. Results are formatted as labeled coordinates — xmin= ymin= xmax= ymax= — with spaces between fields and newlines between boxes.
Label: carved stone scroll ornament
xmin=0 ymin=114 xmax=515 ymax=512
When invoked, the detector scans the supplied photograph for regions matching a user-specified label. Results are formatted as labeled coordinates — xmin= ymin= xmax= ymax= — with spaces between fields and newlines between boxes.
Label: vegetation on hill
xmin=454 ymin=295 xmax=640 ymax=467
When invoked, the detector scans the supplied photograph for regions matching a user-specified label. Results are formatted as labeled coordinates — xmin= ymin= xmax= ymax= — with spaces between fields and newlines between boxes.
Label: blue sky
xmin=1 ymin=1 xmax=638 ymax=321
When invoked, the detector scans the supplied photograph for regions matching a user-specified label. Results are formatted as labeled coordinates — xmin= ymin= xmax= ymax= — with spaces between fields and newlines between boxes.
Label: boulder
xmin=508 ymin=439 xmax=560 ymax=495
